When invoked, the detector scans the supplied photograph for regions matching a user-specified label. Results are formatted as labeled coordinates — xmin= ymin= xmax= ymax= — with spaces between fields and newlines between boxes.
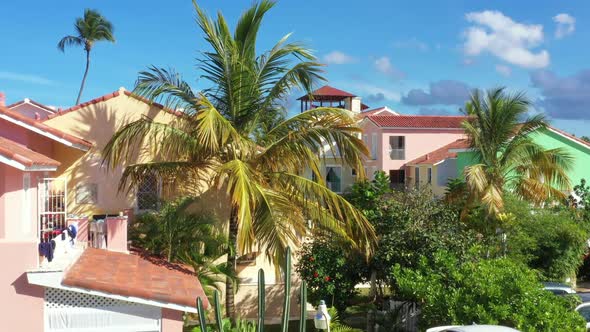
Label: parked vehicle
xmin=426 ymin=325 xmax=521 ymax=332
xmin=542 ymin=281 xmax=576 ymax=295
xmin=575 ymin=292 xmax=590 ymax=330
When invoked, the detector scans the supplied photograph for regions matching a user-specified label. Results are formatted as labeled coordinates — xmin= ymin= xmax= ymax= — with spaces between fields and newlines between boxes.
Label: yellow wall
xmin=44 ymin=88 xmax=180 ymax=217
xmin=408 ymin=164 xmax=446 ymax=197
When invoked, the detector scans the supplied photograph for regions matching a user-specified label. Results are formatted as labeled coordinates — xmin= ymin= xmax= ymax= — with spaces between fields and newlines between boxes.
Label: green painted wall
xmin=456 ymin=151 xmax=479 ymax=178
xmin=529 ymin=128 xmax=590 ymax=187
xmin=455 ymin=128 xmax=590 ymax=188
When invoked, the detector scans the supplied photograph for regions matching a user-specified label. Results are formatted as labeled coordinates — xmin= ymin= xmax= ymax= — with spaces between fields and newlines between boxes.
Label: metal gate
xmin=38 ymin=178 xmax=67 ymax=243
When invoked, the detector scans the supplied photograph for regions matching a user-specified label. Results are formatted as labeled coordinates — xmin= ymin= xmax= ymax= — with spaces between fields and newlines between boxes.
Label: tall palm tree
xmin=58 ymin=9 xmax=115 ymax=105
xmin=461 ymin=87 xmax=573 ymax=217
xmin=102 ymin=0 xmax=375 ymax=319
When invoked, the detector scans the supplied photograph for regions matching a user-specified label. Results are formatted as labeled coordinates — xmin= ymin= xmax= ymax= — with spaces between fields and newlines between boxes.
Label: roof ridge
xmin=0 ymin=106 xmax=92 ymax=149
xmin=44 ymin=88 xmax=185 ymax=121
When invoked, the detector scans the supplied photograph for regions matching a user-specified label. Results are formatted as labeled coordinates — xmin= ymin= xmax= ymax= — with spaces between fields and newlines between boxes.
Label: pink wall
xmin=0 ymin=165 xmax=44 ymax=241
xmin=106 ymin=216 xmax=128 ymax=253
xmin=0 ymin=240 xmax=44 ymax=331
xmin=0 ymin=120 xmax=54 ymax=157
xmin=361 ymin=121 xmax=465 ymax=173
xmin=161 ymin=308 xmax=184 ymax=331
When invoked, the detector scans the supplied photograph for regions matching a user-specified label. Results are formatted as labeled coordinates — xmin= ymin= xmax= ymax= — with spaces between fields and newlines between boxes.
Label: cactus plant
xmin=196 ymin=247 xmax=307 ymax=332
xmin=197 ymin=297 xmax=207 ymax=332
xmin=281 ymin=247 xmax=291 ymax=332
xmin=257 ymin=269 xmax=265 ymax=332
xmin=214 ymin=290 xmax=223 ymax=332
xmin=299 ymin=280 xmax=307 ymax=332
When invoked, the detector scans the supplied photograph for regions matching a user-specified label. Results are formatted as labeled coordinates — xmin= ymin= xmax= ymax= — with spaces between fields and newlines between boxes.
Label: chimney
xmin=425 ymin=154 xmax=430 ymax=160
xmin=0 ymin=92 xmax=5 ymax=107
xmin=34 ymin=112 xmax=41 ymax=120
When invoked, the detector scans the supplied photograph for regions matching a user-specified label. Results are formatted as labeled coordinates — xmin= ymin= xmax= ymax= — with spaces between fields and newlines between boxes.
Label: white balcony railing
xmin=389 ymin=148 xmax=405 ymax=160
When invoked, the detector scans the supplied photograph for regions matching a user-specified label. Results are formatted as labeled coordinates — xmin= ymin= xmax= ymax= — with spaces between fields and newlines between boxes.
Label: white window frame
xmin=389 ymin=136 xmax=405 ymax=160
xmin=371 ymin=133 xmax=378 ymax=159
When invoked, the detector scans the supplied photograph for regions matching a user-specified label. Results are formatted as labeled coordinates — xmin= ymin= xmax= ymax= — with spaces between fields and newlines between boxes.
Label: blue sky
xmin=1 ymin=0 xmax=589 ymax=135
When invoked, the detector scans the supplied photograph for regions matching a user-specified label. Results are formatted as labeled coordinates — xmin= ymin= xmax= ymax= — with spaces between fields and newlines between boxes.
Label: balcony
xmin=389 ymin=148 xmax=405 ymax=160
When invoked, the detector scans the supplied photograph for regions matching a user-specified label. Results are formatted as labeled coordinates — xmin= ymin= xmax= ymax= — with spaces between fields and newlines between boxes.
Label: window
xmin=389 ymin=136 xmax=405 ymax=160
xmin=371 ymin=133 xmax=378 ymax=159
xmin=325 ymin=166 xmax=342 ymax=193
xmin=351 ymin=168 xmax=357 ymax=177
xmin=428 ymin=167 xmax=432 ymax=184
xmin=415 ymin=167 xmax=420 ymax=188
xmin=363 ymin=134 xmax=368 ymax=151
xmin=137 ymin=174 xmax=160 ymax=211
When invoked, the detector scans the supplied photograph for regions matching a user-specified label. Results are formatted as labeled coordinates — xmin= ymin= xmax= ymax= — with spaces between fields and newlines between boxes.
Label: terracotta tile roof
xmin=0 ymin=136 xmax=60 ymax=168
xmin=407 ymin=139 xmax=470 ymax=165
xmin=361 ymin=106 xmax=399 ymax=116
xmin=0 ymin=106 xmax=93 ymax=149
xmin=63 ymin=248 xmax=209 ymax=309
xmin=45 ymin=88 xmax=184 ymax=121
xmin=7 ymin=99 xmax=56 ymax=113
xmin=366 ymin=114 xmax=468 ymax=128
xmin=361 ymin=103 xmax=370 ymax=111
xmin=298 ymin=85 xmax=356 ymax=100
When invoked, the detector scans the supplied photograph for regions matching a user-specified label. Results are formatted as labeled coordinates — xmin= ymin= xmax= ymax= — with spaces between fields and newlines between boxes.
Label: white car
xmin=575 ymin=293 xmax=590 ymax=330
xmin=426 ymin=325 xmax=520 ymax=332
xmin=542 ymin=281 xmax=576 ymax=295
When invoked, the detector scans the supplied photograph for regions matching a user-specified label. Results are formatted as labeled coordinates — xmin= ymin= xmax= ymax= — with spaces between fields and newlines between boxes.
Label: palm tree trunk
xmin=226 ymin=207 xmax=238 ymax=321
xmin=75 ymin=49 xmax=91 ymax=105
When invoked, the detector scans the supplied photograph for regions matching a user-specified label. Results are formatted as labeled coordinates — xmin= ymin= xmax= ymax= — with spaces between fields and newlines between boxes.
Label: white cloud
xmin=495 ymin=64 xmax=512 ymax=77
xmin=554 ymin=13 xmax=575 ymax=39
xmin=323 ymin=51 xmax=356 ymax=65
xmin=393 ymin=38 xmax=429 ymax=52
xmin=463 ymin=10 xmax=549 ymax=69
xmin=373 ymin=56 xmax=406 ymax=79
xmin=0 ymin=71 xmax=55 ymax=85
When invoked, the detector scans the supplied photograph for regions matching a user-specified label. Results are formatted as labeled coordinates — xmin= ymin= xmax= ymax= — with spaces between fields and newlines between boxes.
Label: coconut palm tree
xmin=58 ymin=9 xmax=115 ymax=105
xmin=102 ymin=0 xmax=375 ymax=319
xmin=461 ymin=87 xmax=573 ymax=217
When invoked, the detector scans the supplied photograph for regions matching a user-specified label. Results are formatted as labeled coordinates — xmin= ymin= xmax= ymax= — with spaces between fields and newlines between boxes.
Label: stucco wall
xmin=0 ymin=165 xmax=43 ymax=241
xmin=456 ymin=128 xmax=590 ymax=191
xmin=361 ymin=120 xmax=465 ymax=178
xmin=8 ymin=103 xmax=55 ymax=120
xmin=44 ymin=89 xmax=180 ymax=217
xmin=530 ymin=128 xmax=590 ymax=188
xmin=0 ymin=240 xmax=44 ymax=331
xmin=161 ymin=308 xmax=184 ymax=332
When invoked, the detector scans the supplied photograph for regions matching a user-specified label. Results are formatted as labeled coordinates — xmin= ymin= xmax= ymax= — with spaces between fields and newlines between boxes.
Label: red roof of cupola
xmin=297 ymin=85 xmax=356 ymax=101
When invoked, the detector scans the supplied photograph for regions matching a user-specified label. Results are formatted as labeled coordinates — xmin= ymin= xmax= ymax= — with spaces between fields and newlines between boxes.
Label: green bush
xmin=295 ymin=234 xmax=367 ymax=312
xmin=392 ymin=251 xmax=586 ymax=331
xmin=370 ymin=188 xmax=477 ymax=287
xmin=503 ymin=196 xmax=589 ymax=281
xmin=130 ymin=197 xmax=234 ymax=293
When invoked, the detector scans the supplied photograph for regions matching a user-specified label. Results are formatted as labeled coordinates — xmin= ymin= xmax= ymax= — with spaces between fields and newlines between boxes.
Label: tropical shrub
xmin=392 ymin=251 xmax=586 ymax=331
xmin=130 ymin=197 xmax=234 ymax=293
xmin=501 ymin=196 xmax=589 ymax=281
xmin=296 ymin=234 xmax=367 ymax=311
xmin=370 ymin=188 xmax=477 ymax=287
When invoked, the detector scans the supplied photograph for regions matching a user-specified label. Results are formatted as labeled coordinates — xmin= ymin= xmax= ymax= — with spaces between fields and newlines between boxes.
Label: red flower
xmin=309 ymin=256 xmax=315 ymax=262
xmin=324 ymin=276 xmax=331 ymax=282
xmin=313 ymin=272 xmax=319 ymax=278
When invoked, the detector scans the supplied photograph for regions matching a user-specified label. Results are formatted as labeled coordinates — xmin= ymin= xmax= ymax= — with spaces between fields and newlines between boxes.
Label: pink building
xmin=0 ymin=98 xmax=208 ymax=331
xmin=360 ymin=114 xmax=467 ymax=189
xmin=7 ymin=98 xmax=57 ymax=120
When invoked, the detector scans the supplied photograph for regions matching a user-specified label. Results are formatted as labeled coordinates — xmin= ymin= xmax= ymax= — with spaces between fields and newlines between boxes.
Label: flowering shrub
xmin=295 ymin=234 xmax=367 ymax=311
